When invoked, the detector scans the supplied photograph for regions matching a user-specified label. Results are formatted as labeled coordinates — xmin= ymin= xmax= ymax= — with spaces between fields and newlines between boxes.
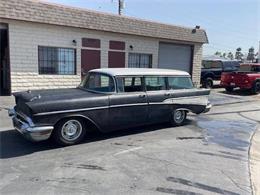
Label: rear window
xmin=168 ymin=77 xmax=194 ymax=90
xmin=223 ymin=61 xmax=239 ymax=71
xmin=239 ymin=65 xmax=260 ymax=72
xmin=202 ymin=60 xmax=222 ymax=69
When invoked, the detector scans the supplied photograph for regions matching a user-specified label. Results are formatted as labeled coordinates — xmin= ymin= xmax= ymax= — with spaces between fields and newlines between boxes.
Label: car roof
xmin=89 ymin=68 xmax=190 ymax=77
xmin=240 ymin=63 xmax=260 ymax=66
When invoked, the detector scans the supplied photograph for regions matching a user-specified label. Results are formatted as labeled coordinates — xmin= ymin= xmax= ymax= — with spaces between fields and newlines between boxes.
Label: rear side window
xmin=145 ymin=77 xmax=167 ymax=91
xmin=252 ymin=66 xmax=260 ymax=72
xmin=117 ymin=77 xmax=143 ymax=92
xmin=168 ymin=77 xmax=194 ymax=90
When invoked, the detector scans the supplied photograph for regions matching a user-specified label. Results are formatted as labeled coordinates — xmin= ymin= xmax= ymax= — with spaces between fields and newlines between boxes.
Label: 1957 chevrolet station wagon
xmin=9 ymin=68 xmax=211 ymax=145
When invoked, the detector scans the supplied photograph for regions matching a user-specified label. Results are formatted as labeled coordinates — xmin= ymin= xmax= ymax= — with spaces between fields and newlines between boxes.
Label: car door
xmin=211 ymin=61 xmax=223 ymax=80
xmin=145 ymin=76 xmax=170 ymax=124
xmin=109 ymin=76 xmax=148 ymax=130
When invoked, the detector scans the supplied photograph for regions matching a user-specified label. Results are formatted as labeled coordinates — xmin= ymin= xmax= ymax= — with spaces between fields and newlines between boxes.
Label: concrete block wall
xmin=192 ymin=44 xmax=203 ymax=87
xmin=2 ymin=19 xmax=203 ymax=92
xmin=5 ymin=19 xmax=159 ymax=92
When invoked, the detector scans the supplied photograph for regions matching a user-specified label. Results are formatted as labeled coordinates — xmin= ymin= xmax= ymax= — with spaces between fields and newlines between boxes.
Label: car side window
xmin=145 ymin=77 xmax=166 ymax=91
xmin=168 ymin=77 xmax=194 ymax=90
xmin=84 ymin=73 xmax=115 ymax=92
xmin=116 ymin=77 xmax=144 ymax=93
xmin=252 ymin=66 xmax=260 ymax=72
xmin=202 ymin=60 xmax=222 ymax=69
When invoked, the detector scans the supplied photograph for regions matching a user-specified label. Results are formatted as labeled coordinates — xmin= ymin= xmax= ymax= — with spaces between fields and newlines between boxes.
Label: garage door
xmin=158 ymin=43 xmax=192 ymax=73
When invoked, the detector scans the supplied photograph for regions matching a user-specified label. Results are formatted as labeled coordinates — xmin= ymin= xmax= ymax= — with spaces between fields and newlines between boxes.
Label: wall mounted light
xmin=129 ymin=45 xmax=133 ymax=50
xmin=72 ymin=40 xmax=77 ymax=46
xmin=192 ymin=25 xmax=200 ymax=34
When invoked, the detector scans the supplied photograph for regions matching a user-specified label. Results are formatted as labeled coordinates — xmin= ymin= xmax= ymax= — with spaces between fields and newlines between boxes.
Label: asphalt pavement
xmin=0 ymin=89 xmax=260 ymax=195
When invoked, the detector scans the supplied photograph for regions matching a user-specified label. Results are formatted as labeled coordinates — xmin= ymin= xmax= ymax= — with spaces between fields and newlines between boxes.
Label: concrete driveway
xmin=0 ymin=90 xmax=260 ymax=195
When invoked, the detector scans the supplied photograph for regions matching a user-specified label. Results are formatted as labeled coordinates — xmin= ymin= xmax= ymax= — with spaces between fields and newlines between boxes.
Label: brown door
xmin=108 ymin=51 xmax=125 ymax=68
xmin=81 ymin=49 xmax=100 ymax=78
xmin=0 ymin=24 xmax=10 ymax=96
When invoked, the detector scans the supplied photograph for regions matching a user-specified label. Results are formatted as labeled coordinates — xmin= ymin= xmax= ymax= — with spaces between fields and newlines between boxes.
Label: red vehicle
xmin=220 ymin=63 xmax=260 ymax=94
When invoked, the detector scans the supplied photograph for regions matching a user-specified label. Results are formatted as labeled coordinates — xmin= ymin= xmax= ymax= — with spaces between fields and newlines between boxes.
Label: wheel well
xmin=175 ymin=108 xmax=191 ymax=113
xmin=203 ymin=74 xmax=214 ymax=81
xmin=54 ymin=115 xmax=100 ymax=132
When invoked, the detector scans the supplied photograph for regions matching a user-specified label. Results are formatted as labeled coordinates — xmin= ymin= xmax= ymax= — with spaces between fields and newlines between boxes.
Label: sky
xmin=45 ymin=0 xmax=260 ymax=56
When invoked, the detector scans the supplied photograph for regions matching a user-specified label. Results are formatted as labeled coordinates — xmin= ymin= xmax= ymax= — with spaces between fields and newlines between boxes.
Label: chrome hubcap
xmin=174 ymin=110 xmax=185 ymax=123
xmin=61 ymin=120 xmax=82 ymax=141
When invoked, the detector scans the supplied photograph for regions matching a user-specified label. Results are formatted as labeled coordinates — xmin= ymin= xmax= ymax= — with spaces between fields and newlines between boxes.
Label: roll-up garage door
xmin=158 ymin=43 xmax=192 ymax=73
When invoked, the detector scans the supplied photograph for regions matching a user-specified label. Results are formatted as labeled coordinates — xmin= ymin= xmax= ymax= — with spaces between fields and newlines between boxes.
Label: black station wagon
xmin=9 ymin=68 xmax=211 ymax=146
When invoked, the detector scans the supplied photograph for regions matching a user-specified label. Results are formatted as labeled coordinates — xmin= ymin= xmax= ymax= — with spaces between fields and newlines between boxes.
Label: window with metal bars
xmin=128 ymin=53 xmax=152 ymax=68
xmin=38 ymin=46 xmax=76 ymax=75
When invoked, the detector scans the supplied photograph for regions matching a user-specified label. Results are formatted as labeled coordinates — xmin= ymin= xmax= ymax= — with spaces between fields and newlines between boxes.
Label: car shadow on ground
xmin=0 ymin=120 xmax=193 ymax=159
xmin=220 ymin=89 xmax=256 ymax=96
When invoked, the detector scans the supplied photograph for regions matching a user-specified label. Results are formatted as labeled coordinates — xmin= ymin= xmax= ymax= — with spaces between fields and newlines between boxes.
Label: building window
xmin=128 ymin=53 xmax=152 ymax=68
xmin=38 ymin=46 xmax=76 ymax=75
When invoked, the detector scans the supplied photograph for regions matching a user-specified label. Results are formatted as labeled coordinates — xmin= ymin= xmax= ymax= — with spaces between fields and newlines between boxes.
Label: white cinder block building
xmin=0 ymin=0 xmax=208 ymax=95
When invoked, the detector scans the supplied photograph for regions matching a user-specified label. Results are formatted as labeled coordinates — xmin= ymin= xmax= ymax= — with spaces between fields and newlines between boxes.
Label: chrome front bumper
xmin=9 ymin=109 xmax=53 ymax=142
xmin=203 ymin=103 xmax=212 ymax=113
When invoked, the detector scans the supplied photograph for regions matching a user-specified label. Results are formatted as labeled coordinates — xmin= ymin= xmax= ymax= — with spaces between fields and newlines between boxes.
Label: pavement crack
xmin=238 ymin=112 xmax=260 ymax=123
xmin=219 ymin=170 xmax=250 ymax=193
xmin=130 ymin=150 xmax=194 ymax=170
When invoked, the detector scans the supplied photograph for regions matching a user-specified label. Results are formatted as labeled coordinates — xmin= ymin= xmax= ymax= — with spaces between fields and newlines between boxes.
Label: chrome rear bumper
xmin=9 ymin=109 xmax=53 ymax=142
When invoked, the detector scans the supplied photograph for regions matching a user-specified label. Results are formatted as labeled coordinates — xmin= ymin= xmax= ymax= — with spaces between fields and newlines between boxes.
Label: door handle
xmin=165 ymin=93 xmax=171 ymax=96
xmin=139 ymin=94 xmax=146 ymax=98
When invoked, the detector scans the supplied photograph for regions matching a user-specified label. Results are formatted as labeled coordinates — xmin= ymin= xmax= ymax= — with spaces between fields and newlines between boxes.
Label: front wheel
xmin=53 ymin=118 xmax=86 ymax=146
xmin=251 ymin=81 xmax=260 ymax=94
xmin=202 ymin=77 xmax=213 ymax=88
xmin=170 ymin=110 xmax=187 ymax=126
xmin=225 ymin=87 xmax=234 ymax=92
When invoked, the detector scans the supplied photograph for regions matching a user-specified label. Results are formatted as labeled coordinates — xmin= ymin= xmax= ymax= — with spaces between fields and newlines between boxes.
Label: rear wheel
xmin=225 ymin=87 xmax=234 ymax=92
xmin=170 ymin=110 xmax=187 ymax=126
xmin=202 ymin=77 xmax=213 ymax=88
xmin=251 ymin=81 xmax=260 ymax=94
xmin=53 ymin=118 xmax=86 ymax=146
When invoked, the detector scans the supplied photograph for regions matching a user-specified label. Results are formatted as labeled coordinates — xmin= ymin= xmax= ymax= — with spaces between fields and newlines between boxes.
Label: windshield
xmin=80 ymin=73 xmax=115 ymax=93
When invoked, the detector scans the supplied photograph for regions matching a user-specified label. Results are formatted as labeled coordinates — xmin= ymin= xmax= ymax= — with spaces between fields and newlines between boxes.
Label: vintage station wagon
xmin=9 ymin=68 xmax=211 ymax=145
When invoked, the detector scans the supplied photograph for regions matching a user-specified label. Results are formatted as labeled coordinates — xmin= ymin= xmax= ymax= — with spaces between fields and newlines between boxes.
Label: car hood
xmin=13 ymin=88 xmax=109 ymax=115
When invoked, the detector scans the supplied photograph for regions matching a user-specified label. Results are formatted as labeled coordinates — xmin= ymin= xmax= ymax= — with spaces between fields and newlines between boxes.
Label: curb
xmin=249 ymin=125 xmax=260 ymax=195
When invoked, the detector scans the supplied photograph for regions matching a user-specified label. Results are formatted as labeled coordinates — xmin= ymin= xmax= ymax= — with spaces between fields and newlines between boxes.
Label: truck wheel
xmin=225 ymin=87 xmax=234 ymax=92
xmin=251 ymin=81 xmax=260 ymax=94
xmin=53 ymin=118 xmax=86 ymax=146
xmin=203 ymin=77 xmax=213 ymax=88
xmin=170 ymin=110 xmax=187 ymax=126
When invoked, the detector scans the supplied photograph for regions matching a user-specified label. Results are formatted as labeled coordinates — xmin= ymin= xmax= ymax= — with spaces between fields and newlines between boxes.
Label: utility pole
xmin=118 ymin=0 xmax=124 ymax=15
